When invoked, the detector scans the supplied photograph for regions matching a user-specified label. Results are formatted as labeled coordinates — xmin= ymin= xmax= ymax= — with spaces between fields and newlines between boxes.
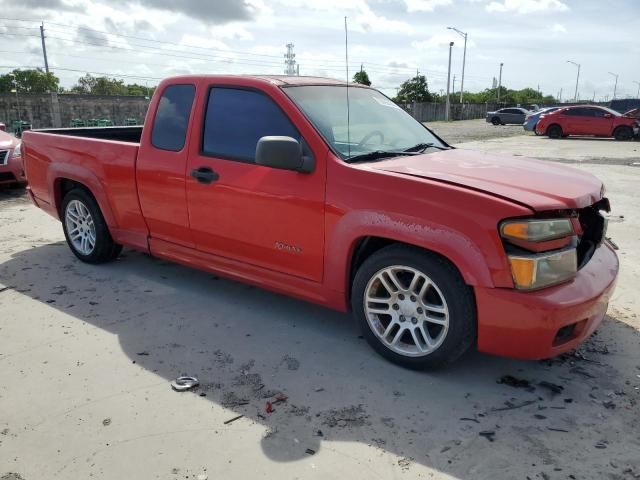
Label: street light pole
xmin=447 ymin=26 xmax=467 ymax=104
xmin=497 ymin=62 xmax=503 ymax=104
xmin=634 ymin=80 xmax=640 ymax=99
xmin=9 ymin=73 xmax=21 ymax=124
xmin=608 ymin=72 xmax=618 ymax=100
xmin=567 ymin=60 xmax=580 ymax=102
xmin=446 ymin=41 xmax=454 ymax=121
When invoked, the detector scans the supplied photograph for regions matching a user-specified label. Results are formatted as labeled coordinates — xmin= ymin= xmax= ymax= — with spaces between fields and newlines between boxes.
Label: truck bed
xmin=34 ymin=126 xmax=142 ymax=143
xmin=23 ymin=128 xmax=149 ymax=251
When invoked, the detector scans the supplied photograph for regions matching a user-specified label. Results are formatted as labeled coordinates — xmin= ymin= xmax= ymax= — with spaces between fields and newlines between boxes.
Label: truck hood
xmin=368 ymin=148 xmax=603 ymax=211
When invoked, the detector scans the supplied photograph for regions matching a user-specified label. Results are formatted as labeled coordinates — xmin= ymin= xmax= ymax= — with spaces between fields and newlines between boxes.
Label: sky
xmin=0 ymin=0 xmax=638 ymax=100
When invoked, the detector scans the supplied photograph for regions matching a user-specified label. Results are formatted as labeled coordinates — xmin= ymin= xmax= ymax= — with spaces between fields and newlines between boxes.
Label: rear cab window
xmin=151 ymin=84 xmax=196 ymax=151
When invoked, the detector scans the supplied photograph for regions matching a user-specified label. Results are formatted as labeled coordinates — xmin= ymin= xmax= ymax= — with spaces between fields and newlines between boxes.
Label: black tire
xmin=613 ymin=126 xmax=633 ymax=141
xmin=351 ymin=244 xmax=476 ymax=369
xmin=491 ymin=117 xmax=500 ymax=126
xmin=546 ymin=124 xmax=563 ymax=139
xmin=61 ymin=188 xmax=122 ymax=264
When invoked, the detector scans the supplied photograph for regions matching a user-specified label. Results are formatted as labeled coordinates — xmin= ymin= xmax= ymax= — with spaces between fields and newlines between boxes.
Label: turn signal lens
xmin=501 ymin=219 xmax=573 ymax=242
xmin=508 ymin=248 xmax=577 ymax=290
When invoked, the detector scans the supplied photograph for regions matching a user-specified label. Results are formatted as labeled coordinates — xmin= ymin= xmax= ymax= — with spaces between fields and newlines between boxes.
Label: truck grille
xmin=0 ymin=150 xmax=8 ymax=166
xmin=577 ymin=198 xmax=610 ymax=269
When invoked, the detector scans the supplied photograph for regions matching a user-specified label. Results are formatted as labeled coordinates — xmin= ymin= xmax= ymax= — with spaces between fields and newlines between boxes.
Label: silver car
xmin=486 ymin=107 xmax=530 ymax=125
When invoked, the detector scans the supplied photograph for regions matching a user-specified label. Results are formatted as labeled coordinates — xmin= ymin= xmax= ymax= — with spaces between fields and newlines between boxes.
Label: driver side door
xmin=185 ymin=85 xmax=327 ymax=282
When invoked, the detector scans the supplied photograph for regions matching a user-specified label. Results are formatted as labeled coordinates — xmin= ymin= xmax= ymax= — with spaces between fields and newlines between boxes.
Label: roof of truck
xmin=162 ymin=74 xmax=364 ymax=88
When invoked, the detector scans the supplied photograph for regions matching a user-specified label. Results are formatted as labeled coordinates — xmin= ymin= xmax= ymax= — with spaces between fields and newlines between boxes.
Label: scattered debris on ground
xmin=171 ymin=376 xmax=200 ymax=392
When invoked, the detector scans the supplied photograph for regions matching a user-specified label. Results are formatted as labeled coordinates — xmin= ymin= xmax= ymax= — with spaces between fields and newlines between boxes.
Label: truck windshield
xmin=284 ymin=85 xmax=446 ymax=161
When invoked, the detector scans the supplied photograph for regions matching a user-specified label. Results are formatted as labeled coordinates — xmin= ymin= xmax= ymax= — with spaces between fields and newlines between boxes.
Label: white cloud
xmin=404 ymin=0 xmax=453 ymax=12
xmin=486 ymin=0 xmax=569 ymax=14
xmin=551 ymin=23 xmax=566 ymax=33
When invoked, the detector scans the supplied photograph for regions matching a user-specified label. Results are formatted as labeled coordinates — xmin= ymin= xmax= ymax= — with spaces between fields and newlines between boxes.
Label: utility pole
xmin=446 ymin=41 xmax=454 ymax=121
xmin=634 ymin=80 xmax=640 ymax=98
xmin=284 ymin=43 xmax=297 ymax=75
xmin=40 ymin=22 xmax=50 ymax=74
xmin=567 ymin=60 xmax=580 ymax=101
xmin=452 ymin=75 xmax=456 ymax=96
xmin=9 ymin=73 xmax=21 ymax=123
xmin=497 ymin=62 xmax=503 ymax=104
xmin=608 ymin=71 xmax=618 ymax=100
xmin=447 ymin=26 xmax=467 ymax=104
xmin=558 ymin=88 xmax=562 ymax=103
xmin=296 ymin=64 xmax=299 ymax=76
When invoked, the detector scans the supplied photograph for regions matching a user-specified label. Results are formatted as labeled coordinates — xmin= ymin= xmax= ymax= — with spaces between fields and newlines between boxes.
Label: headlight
xmin=501 ymin=218 xmax=573 ymax=242
xmin=508 ymin=248 xmax=577 ymax=290
xmin=12 ymin=143 xmax=21 ymax=158
xmin=500 ymin=218 xmax=577 ymax=290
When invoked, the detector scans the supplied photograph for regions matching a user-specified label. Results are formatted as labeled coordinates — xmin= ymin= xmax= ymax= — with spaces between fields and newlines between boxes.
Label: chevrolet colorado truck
xmin=22 ymin=75 xmax=618 ymax=368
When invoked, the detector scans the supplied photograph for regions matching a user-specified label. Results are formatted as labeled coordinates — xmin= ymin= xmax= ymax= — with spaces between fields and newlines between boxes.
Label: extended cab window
xmin=202 ymin=88 xmax=299 ymax=163
xmin=151 ymin=84 xmax=195 ymax=151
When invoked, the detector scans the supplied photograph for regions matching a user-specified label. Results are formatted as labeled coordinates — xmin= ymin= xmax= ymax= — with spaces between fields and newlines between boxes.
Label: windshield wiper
xmin=402 ymin=142 xmax=449 ymax=153
xmin=345 ymin=150 xmax=407 ymax=164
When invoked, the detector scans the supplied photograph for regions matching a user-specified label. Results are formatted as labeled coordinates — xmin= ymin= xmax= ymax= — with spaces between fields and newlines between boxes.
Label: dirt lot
xmin=427 ymin=119 xmax=529 ymax=144
xmin=1 ymin=132 xmax=639 ymax=480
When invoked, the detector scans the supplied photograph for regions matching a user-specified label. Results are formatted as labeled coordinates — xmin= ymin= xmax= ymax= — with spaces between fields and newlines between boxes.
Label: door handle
xmin=190 ymin=167 xmax=219 ymax=184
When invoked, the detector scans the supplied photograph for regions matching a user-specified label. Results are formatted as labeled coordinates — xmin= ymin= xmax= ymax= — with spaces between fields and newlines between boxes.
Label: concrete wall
xmin=0 ymin=93 xmax=150 ymax=129
xmin=402 ymin=102 xmax=503 ymax=122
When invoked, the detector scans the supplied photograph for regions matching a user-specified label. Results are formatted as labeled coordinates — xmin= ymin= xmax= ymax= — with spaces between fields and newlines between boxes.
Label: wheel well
xmin=54 ymin=178 xmax=93 ymax=215
xmin=546 ymin=123 xmax=561 ymax=133
xmin=348 ymin=236 xmax=464 ymax=302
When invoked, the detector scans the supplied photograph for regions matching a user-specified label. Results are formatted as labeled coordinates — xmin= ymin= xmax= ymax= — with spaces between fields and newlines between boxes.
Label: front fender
xmin=324 ymin=210 xmax=510 ymax=304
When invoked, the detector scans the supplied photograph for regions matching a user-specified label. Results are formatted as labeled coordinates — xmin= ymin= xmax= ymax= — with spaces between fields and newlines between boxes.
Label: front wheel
xmin=62 ymin=188 xmax=122 ymax=264
xmin=546 ymin=124 xmax=563 ymax=139
xmin=614 ymin=126 xmax=633 ymax=141
xmin=351 ymin=245 xmax=476 ymax=369
xmin=491 ymin=117 xmax=500 ymax=125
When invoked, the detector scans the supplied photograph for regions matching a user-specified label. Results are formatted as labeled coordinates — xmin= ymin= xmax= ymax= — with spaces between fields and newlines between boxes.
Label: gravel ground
xmin=1 ymin=133 xmax=639 ymax=480
xmin=427 ymin=118 xmax=529 ymax=144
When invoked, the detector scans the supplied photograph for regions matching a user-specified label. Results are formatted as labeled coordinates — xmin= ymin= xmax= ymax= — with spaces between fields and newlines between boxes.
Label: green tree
xmin=71 ymin=74 xmax=128 ymax=95
xmin=353 ymin=69 xmax=371 ymax=86
xmin=393 ymin=75 xmax=433 ymax=103
xmin=0 ymin=68 xmax=59 ymax=93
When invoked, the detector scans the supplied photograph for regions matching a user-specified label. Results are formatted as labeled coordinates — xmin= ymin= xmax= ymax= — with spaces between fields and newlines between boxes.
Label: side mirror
xmin=255 ymin=136 xmax=314 ymax=173
xmin=603 ymin=113 xmax=612 ymax=118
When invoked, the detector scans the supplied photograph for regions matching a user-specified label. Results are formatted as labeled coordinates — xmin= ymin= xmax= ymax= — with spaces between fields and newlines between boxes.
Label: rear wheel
xmin=62 ymin=188 xmax=122 ymax=264
xmin=491 ymin=117 xmax=500 ymax=126
xmin=351 ymin=245 xmax=476 ymax=369
xmin=546 ymin=124 xmax=563 ymax=139
xmin=613 ymin=126 xmax=633 ymax=141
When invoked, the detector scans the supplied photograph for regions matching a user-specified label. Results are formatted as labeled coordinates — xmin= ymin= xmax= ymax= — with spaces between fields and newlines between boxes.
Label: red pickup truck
xmin=23 ymin=75 xmax=618 ymax=368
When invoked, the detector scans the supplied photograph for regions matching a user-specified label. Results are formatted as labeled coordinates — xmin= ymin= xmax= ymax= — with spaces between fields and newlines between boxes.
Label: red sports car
xmin=0 ymin=130 xmax=26 ymax=186
xmin=536 ymin=105 xmax=637 ymax=140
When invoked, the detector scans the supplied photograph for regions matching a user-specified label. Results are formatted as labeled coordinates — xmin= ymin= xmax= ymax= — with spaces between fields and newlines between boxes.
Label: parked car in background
xmin=536 ymin=105 xmax=637 ymax=140
xmin=23 ymin=74 xmax=618 ymax=368
xmin=0 ymin=130 xmax=25 ymax=186
xmin=523 ymin=107 xmax=561 ymax=134
xmin=486 ymin=107 xmax=529 ymax=125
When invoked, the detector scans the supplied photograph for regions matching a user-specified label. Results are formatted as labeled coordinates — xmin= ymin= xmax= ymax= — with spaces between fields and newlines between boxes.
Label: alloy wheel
xmin=363 ymin=265 xmax=449 ymax=357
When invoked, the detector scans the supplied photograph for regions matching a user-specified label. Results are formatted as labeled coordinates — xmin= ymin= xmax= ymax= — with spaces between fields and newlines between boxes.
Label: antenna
xmin=345 ymin=16 xmax=351 ymax=158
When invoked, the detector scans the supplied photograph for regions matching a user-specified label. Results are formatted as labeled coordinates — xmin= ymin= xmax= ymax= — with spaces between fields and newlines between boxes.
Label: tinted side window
xmin=565 ymin=108 xmax=580 ymax=116
xmin=589 ymin=109 xmax=606 ymax=117
xmin=151 ymin=84 xmax=195 ymax=151
xmin=203 ymin=88 xmax=299 ymax=163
